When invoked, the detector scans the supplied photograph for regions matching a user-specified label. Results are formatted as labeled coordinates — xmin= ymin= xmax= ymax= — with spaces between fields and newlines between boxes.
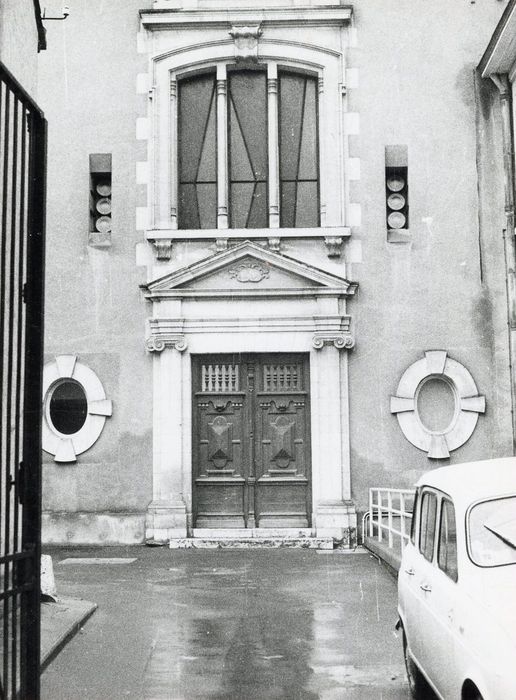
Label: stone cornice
xmin=145 ymin=227 xmax=351 ymax=260
xmin=148 ymin=315 xmax=352 ymax=335
xmin=141 ymin=6 xmax=353 ymax=30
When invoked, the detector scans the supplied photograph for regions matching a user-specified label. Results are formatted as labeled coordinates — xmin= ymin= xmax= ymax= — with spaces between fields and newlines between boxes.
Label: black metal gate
xmin=0 ymin=62 xmax=46 ymax=700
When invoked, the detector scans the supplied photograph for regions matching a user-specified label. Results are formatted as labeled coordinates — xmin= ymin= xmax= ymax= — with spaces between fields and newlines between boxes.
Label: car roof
xmin=416 ymin=456 xmax=516 ymax=507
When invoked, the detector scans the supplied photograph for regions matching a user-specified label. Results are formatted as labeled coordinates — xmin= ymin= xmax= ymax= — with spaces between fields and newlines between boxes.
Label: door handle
xmin=420 ymin=583 xmax=432 ymax=593
xmin=404 ymin=568 xmax=415 ymax=576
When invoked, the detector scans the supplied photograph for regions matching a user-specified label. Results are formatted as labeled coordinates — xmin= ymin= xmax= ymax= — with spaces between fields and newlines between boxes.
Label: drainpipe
xmin=491 ymin=73 xmax=516 ymax=453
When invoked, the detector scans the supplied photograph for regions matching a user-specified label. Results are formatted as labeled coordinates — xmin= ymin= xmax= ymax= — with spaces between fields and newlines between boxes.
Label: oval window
xmin=49 ymin=380 xmax=88 ymax=435
xmin=417 ymin=377 xmax=456 ymax=433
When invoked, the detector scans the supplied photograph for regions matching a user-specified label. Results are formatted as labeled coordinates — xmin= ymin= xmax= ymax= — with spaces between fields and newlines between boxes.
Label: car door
xmin=416 ymin=494 xmax=459 ymax=699
xmin=407 ymin=488 xmax=438 ymax=675
xmin=398 ymin=488 xmax=422 ymax=657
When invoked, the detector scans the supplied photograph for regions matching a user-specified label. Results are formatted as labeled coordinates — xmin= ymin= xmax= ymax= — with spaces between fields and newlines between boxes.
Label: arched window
xmin=177 ymin=66 xmax=319 ymax=230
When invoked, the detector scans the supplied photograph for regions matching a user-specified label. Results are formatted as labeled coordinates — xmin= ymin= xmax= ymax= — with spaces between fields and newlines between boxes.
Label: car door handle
xmin=404 ymin=568 xmax=415 ymax=576
xmin=420 ymin=583 xmax=432 ymax=593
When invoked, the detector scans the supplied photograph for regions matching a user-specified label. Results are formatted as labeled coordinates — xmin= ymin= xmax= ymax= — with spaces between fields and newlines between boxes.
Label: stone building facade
xmin=37 ymin=0 xmax=513 ymax=546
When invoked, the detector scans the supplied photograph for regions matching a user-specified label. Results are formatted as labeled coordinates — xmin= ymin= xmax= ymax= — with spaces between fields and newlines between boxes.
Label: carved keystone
xmin=229 ymin=25 xmax=262 ymax=62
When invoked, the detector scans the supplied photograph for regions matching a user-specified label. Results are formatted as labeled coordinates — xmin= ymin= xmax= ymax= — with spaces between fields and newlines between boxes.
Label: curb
xmin=41 ymin=597 xmax=98 ymax=671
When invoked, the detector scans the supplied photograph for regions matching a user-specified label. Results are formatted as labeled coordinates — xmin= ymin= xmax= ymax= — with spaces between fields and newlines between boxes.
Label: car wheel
xmin=403 ymin=632 xmax=431 ymax=699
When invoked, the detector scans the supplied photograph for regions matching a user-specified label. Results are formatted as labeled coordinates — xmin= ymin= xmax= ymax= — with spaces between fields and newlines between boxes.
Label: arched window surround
xmin=145 ymin=38 xmax=352 ymax=255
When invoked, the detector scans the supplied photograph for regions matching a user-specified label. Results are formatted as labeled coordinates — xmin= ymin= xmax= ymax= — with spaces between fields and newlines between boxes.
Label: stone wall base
xmin=315 ymin=501 xmax=357 ymax=546
xmin=42 ymin=512 xmax=145 ymax=545
xmin=145 ymin=500 xmax=188 ymax=543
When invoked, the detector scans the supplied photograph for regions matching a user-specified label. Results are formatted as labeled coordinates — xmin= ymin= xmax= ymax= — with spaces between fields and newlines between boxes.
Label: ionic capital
xmin=312 ymin=332 xmax=355 ymax=351
xmin=146 ymin=334 xmax=188 ymax=353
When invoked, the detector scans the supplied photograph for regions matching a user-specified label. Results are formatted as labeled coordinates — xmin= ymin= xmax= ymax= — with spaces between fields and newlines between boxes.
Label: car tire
xmin=403 ymin=631 xmax=431 ymax=700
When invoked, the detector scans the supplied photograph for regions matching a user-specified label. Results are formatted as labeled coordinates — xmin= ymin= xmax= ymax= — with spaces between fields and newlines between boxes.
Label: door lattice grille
xmin=201 ymin=363 xmax=240 ymax=392
xmin=263 ymin=364 xmax=303 ymax=392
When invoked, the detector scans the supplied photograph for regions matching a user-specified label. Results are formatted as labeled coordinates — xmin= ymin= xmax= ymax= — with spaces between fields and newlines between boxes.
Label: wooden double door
xmin=192 ymin=353 xmax=311 ymax=529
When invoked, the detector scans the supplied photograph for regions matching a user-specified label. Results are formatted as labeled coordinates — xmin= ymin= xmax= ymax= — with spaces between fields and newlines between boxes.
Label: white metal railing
xmin=367 ymin=487 xmax=415 ymax=554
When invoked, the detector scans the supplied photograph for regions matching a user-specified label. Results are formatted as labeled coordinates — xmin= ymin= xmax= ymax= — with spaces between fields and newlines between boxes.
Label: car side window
xmin=410 ymin=489 xmax=419 ymax=546
xmin=438 ymin=499 xmax=458 ymax=582
xmin=419 ymin=491 xmax=437 ymax=562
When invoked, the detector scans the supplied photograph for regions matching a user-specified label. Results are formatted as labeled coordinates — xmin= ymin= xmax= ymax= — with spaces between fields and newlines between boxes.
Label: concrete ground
xmin=41 ymin=546 xmax=410 ymax=700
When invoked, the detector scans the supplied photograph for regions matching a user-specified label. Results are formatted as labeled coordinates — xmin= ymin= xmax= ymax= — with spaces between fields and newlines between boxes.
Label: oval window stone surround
xmin=390 ymin=350 xmax=486 ymax=459
xmin=43 ymin=355 xmax=113 ymax=463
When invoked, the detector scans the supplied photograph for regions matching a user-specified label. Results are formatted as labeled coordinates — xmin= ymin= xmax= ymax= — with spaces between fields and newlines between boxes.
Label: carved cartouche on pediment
xmin=228 ymin=261 xmax=270 ymax=283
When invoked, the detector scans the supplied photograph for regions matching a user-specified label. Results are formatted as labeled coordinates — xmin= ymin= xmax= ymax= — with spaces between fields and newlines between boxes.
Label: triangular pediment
xmin=145 ymin=241 xmax=357 ymax=297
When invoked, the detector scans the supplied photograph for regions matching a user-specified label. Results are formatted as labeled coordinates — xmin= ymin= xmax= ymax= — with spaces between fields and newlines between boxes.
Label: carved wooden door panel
xmin=192 ymin=358 xmax=248 ymax=528
xmin=192 ymin=354 xmax=311 ymax=529
xmin=254 ymin=358 xmax=311 ymax=527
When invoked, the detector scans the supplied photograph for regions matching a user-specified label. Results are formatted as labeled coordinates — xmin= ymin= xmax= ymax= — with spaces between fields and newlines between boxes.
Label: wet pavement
xmin=41 ymin=546 xmax=409 ymax=700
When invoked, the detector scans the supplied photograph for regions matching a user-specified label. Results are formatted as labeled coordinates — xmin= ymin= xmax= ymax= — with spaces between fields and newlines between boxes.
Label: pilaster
xmin=310 ymin=336 xmax=356 ymax=543
xmin=146 ymin=335 xmax=188 ymax=542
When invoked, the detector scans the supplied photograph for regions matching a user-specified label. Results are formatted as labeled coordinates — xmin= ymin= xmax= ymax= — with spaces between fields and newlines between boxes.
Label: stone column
xmin=311 ymin=331 xmax=356 ymax=544
xmin=216 ymin=64 xmax=228 ymax=229
xmin=145 ymin=334 xmax=188 ymax=542
xmin=169 ymin=78 xmax=178 ymax=230
xmin=267 ymin=63 xmax=280 ymax=228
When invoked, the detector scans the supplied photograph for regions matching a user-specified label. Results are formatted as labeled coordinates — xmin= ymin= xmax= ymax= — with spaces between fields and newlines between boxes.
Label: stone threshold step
xmin=192 ymin=528 xmax=314 ymax=538
xmin=169 ymin=537 xmax=334 ymax=550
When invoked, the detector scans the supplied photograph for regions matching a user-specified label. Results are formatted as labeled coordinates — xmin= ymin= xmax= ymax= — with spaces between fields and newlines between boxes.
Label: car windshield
xmin=468 ymin=496 xmax=516 ymax=567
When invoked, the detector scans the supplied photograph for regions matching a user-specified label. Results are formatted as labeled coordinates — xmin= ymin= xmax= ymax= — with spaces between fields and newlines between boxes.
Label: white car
xmin=397 ymin=457 xmax=516 ymax=700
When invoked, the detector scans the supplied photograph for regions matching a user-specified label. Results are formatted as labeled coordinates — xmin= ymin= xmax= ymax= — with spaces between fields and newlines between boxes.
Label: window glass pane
xmin=228 ymin=71 xmax=268 ymax=229
xmin=229 ymin=71 xmax=267 ymax=179
xmin=297 ymin=78 xmax=317 ymax=180
xmin=419 ymin=491 xmax=437 ymax=562
xmin=230 ymin=182 xmax=267 ymax=229
xmin=280 ymin=182 xmax=296 ymax=228
xmin=178 ymin=73 xmax=216 ymax=229
xmin=49 ymin=380 xmax=88 ymax=435
xmin=410 ymin=490 xmax=419 ymax=545
xmin=179 ymin=74 xmax=216 ymax=182
xmin=279 ymin=71 xmax=319 ymax=228
xmin=229 ymin=100 xmax=255 ymax=182
xmin=279 ymin=73 xmax=305 ymax=181
xmin=468 ymin=497 xmax=516 ymax=567
xmin=295 ymin=181 xmax=318 ymax=227
xmin=247 ymin=182 xmax=268 ymax=229
xmin=438 ymin=500 xmax=458 ymax=581
xmin=196 ymin=104 xmax=216 ymax=183
xmin=179 ymin=184 xmax=200 ymax=229
xmin=196 ymin=184 xmax=217 ymax=229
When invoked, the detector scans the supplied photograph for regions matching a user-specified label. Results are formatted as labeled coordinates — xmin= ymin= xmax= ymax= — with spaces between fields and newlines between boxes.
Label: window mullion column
xmin=318 ymin=76 xmax=326 ymax=227
xmin=216 ymin=64 xmax=228 ymax=229
xmin=267 ymin=63 xmax=280 ymax=229
xmin=170 ymin=77 xmax=178 ymax=229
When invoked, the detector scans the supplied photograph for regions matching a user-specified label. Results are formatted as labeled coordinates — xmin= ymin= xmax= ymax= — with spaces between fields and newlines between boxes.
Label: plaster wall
xmin=0 ymin=0 xmax=39 ymax=93
xmin=346 ymin=0 xmax=512 ymax=512
xmin=36 ymin=0 xmax=512 ymax=542
xmin=38 ymin=0 xmax=154 ymax=543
